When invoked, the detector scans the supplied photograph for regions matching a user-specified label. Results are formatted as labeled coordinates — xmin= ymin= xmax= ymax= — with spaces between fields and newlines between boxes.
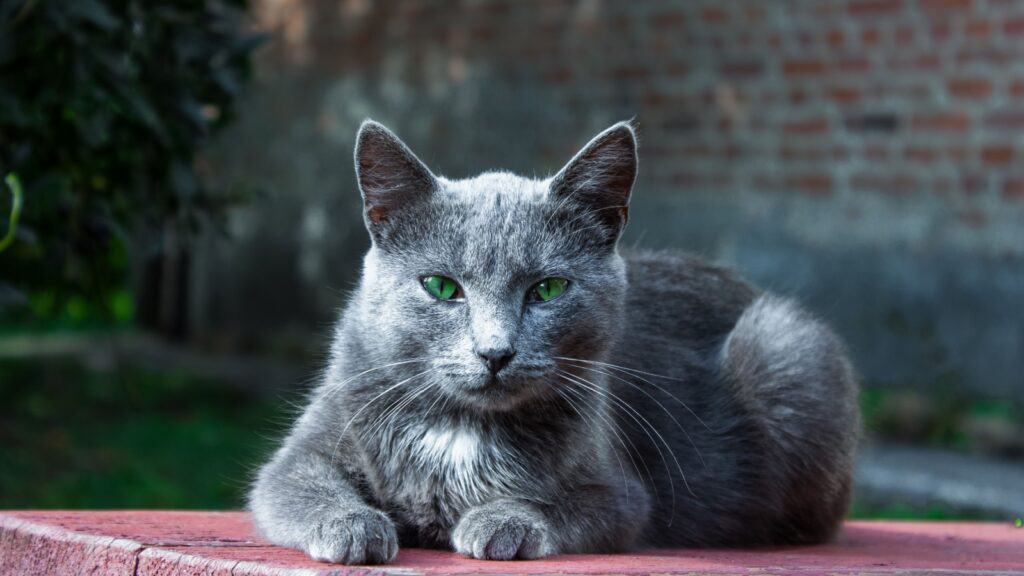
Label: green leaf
xmin=0 ymin=173 xmax=24 ymax=253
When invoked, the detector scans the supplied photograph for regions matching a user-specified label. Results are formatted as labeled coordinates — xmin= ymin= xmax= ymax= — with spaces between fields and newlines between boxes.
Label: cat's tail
xmin=720 ymin=295 xmax=860 ymax=544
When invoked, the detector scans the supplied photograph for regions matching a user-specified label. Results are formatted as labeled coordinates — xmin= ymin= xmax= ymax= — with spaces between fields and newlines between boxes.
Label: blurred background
xmin=1 ymin=0 xmax=1021 ymax=521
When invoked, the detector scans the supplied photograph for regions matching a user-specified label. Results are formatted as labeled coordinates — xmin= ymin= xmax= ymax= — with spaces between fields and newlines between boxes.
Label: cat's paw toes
xmin=452 ymin=501 xmax=556 ymax=560
xmin=305 ymin=508 xmax=398 ymax=565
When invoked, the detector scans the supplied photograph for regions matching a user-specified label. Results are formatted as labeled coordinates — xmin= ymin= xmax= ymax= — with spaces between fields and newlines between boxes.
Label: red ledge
xmin=1 ymin=511 xmax=1022 ymax=575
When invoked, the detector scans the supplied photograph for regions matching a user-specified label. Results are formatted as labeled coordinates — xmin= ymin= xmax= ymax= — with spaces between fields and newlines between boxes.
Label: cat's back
xmin=617 ymin=250 xmax=757 ymax=360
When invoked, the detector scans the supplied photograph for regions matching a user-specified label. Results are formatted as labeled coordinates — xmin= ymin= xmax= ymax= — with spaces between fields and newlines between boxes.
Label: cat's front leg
xmin=250 ymin=426 xmax=399 ymax=564
xmin=452 ymin=481 xmax=648 ymax=560
xmin=451 ymin=498 xmax=556 ymax=560
xmin=300 ymin=507 xmax=398 ymax=564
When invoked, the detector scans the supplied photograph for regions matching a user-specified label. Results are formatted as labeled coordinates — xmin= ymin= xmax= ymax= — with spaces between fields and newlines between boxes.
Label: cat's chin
xmin=449 ymin=376 xmax=546 ymax=412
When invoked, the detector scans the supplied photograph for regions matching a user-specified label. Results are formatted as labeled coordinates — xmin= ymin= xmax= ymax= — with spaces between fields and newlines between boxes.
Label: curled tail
xmin=721 ymin=295 xmax=860 ymax=543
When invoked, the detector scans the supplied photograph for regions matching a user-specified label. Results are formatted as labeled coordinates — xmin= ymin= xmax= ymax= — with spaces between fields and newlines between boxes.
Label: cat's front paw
xmin=452 ymin=500 xmax=556 ymax=560
xmin=304 ymin=508 xmax=398 ymax=565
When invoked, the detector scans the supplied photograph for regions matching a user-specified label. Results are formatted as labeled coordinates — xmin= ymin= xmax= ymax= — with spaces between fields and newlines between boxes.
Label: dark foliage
xmin=0 ymin=0 xmax=261 ymax=326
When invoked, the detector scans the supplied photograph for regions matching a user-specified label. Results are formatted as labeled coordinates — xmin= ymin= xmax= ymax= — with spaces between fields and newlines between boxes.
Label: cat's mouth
xmin=460 ymin=374 xmax=505 ymax=395
xmin=452 ymin=373 xmax=541 ymax=411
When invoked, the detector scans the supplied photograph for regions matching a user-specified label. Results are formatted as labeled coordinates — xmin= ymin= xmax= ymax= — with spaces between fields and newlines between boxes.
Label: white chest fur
xmin=417 ymin=426 xmax=481 ymax=470
xmin=371 ymin=422 xmax=542 ymax=532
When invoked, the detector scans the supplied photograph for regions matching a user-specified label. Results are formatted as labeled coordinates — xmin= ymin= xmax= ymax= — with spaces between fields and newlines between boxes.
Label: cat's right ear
xmin=354 ymin=120 xmax=438 ymax=241
xmin=549 ymin=121 xmax=637 ymax=246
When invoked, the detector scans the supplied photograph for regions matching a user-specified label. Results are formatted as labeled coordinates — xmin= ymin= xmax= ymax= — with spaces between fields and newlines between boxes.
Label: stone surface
xmin=856 ymin=444 xmax=1024 ymax=517
xmin=2 ymin=511 xmax=1023 ymax=575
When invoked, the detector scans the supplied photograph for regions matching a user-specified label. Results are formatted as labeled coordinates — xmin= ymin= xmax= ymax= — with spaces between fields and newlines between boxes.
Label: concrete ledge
xmin=1 ymin=511 xmax=1022 ymax=575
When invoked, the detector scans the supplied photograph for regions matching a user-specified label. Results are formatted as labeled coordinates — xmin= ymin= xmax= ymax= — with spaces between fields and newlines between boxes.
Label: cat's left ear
xmin=354 ymin=120 xmax=439 ymax=241
xmin=549 ymin=121 xmax=637 ymax=244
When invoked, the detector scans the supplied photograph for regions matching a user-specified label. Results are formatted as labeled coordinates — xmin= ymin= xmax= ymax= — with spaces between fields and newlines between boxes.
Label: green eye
xmin=422 ymin=275 xmax=462 ymax=300
xmin=529 ymin=277 xmax=569 ymax=303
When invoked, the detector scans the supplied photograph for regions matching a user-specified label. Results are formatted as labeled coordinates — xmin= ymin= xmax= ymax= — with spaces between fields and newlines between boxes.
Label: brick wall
xmin=200 ymin=0 xmax=1024 ymax=398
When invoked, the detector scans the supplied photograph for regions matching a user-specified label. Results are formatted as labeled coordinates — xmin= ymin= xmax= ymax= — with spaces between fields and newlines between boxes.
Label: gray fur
xmin=249 ymin=120 xmax=860 ymax=563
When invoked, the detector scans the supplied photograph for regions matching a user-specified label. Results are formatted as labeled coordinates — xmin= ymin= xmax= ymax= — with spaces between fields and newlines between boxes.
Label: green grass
xmin=0 ymin=357 xmax=1003 ymax=519
xmin=859 ymin=385 xmax=1023 ymax=456
xmin=846 ymin=501 xmax=988 ymax=521
xmin=0 ymin=359 xmax=301 ymax=509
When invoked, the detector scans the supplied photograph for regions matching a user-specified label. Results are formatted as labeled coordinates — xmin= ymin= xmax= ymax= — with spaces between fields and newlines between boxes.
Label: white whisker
xmin=329 ymin=367 xmax=437 ymax=465
xmin=560 ymin=359 xmax=706 ymax=467
xmin=557 ymin=369 xmax=696 ymax=524
xmin=555 ymin=356 xmax=712 ymax=432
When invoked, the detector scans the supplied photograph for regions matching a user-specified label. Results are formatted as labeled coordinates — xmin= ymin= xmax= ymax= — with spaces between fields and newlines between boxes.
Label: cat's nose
xmin=476 ymin=347 xmax=516 ymax=375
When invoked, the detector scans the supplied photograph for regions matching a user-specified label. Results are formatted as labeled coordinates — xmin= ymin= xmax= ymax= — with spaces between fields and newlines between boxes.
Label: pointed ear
xmin=354 ymin=120 xmax=438 ymax=239
xmin=549 ymin=121 xmax=637 ymax=242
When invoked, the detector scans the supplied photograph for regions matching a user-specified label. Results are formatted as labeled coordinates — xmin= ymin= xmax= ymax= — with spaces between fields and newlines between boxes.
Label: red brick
xmin=895 ymin=25 xmax=917 ymax=45
xmin=888 ymin=54 xmax=940 ymax=71
xmin=1003 ymin=178 xmax=1024 ymax=200
xmin=609 ymin=66 xmax=650 ymax=81
xmin=1004 ymin=17 xmax=1024 ymax=35
xmin=826 ymin=28 xmax=846 ymax=48
xmin=542 ymin=67 xmax=572 ymax=83
xmin=849 ymin=0 xmax=903 ymax=16
xmin=663 ymin=61 xmax=690 ymax=77
xmin=702 ymin=6 xmax=730 ymax=24
xmin=931 ymin=22 xmax=953 ymax=41
xmin=782 ymin=116 xmax=830 ymax=134
xmin=947 ymin=77 xmax=993 ymax=99
xmin=789 ymin=88 xmax=812 ymax=105
xmin=826 ymin=86 xmax=862 ymax=104
xmin=920 ymin=0 xmax=973 ymax=11
xmin=911 ymin=111 xmax=971 ymax=132
xmin=649 ymin=11 xmax=685 ymax=30
xmin=904 ymin=147 xmax=939 ymax=162
xmin=784 ymin=59 xmax=827 ymax=76
xmin=982 ymin=145 xmax=1015 ymax=165
xmin=957 ymin=209 xmax=988 ymax=229
xmin=796 ymin=30 xmax=816 ymax=48
xmin=469 ymin=25 xmax=497 ymax=41
xmin=788 ymin=174 xmax=834 ymax=197
xmin=720 ymin=58 xmax=765 ymax=79
xmin=722 ymin=144 xmax=745 ymax=160
xmin=958 ymin=173 xmax=987 ymax=196
xmin=1011 ymin=80 xmax=1024 ymax=98
xmin=0 ymin=517 xmax=142 ymax=576
xmin=861 ymin=27 xmax=884 ymax=45
xmin=743 ymin=5 xmax=766 ymax=22
xmin=964 ymin=19 xmax=992 ymax=38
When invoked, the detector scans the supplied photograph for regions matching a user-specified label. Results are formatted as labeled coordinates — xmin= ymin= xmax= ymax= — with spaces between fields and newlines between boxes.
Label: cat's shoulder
xmin=622 ymin=249 xmax=755 ymax=297
xmin=619 ymin=249 xmax=758 ymax=335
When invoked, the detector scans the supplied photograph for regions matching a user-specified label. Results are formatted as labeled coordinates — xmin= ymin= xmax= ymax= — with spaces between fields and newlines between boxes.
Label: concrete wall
xmin=198 ymin=0 xmax=1024 ymax=398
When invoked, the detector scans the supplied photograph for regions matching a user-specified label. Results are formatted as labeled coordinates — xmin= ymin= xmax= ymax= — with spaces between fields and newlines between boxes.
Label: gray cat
xmin=250 ymin=120 xmax=860 ymax=564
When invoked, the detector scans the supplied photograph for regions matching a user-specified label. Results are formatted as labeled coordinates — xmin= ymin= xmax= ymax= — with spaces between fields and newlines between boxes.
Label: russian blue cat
xmin=250 ymin=120 xmax=860 ymax=564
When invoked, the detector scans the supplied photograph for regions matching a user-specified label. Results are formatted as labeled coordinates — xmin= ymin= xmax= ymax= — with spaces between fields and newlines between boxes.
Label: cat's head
xmin=352 ymin=120 xmax=637 ymax=411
